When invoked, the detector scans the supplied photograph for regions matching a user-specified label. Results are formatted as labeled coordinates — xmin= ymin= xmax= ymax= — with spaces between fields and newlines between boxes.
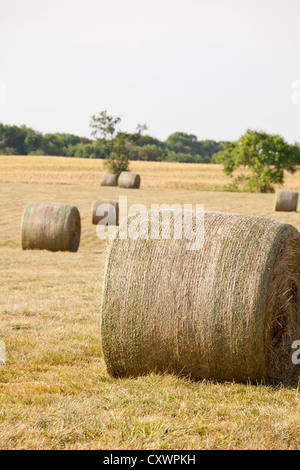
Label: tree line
xmin=2 ymin=111 xmax=300 ymax=193
xmin=0 ymin=122 xmax=223 ymax=163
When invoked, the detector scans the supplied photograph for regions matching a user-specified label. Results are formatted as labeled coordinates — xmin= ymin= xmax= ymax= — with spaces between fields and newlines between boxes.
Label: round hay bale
xmin=275 ymin=190 xmax=298 ymax=212
xmin=100 ymin=174 xmax=118 ymax=187
xmin=118 ymin=171 xmax=140 ymax=189
xmin=101 ymin=210 xmax=300 ymax=384
xmin=92 ymin=200 xmax=119 ymax=226
xmin=21 ymin=202 xmax=81 ymax=252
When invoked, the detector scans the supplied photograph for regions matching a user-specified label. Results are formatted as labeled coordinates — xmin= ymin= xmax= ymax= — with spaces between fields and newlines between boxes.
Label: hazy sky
xmin=0 ymin=0 xmax=300 ymax=142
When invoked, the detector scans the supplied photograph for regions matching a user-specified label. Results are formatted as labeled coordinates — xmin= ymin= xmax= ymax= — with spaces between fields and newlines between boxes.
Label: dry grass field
xmin=0 ymin=155 xmax=299 ymax=450
xmin=2 ymin=154 xmax=300 ymax=191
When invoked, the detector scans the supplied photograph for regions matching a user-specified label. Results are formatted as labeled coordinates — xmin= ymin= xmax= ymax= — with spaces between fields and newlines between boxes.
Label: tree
xmin=89 ymin=110 xmax=147 ymax=176
xmin=0 ymin=123 xmax=27 ymax=154
xmin=90 ymin=110 xmax=121 ymax=142
xmin=24 ymin=128 xmax=43 ymax=154
xmin=136 ymin=144 xmax=162 ymax=161
xmin=217 ymin=129 xmax=300 ymax=193
xmin=165 ymin=132 xmax=198 ymax=154
xmin=165 ymin=132 xmax=223 ymax=160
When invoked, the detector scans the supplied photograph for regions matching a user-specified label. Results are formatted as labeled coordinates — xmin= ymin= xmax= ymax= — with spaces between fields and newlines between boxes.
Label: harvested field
xmin=1 ymin=155 xmax=300 ymax=191
xmin=0 ymin=156 xmax=299 ymax=449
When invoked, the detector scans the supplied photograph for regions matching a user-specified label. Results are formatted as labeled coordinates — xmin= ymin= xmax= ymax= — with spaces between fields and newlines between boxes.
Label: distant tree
xmin=67 ymin=141 xmax=108 ymax=159
xmin=0 ymin=124 xmax=85 ymax=156
xmin=165 ymin=132 xmax=198 ymax=154
xmin=199 ymin=139 xmax=224 ymax=159
xmin=67 ymin=143 xmax=91 ymax=158
xmin=107 ymin=132 xmax=131 ymax=175
xmin=134 ymin=135 xmax=165 ymax=148
xmin=90 ymin=111 xmax=126 ymax=175
xmin=89 ymin=110 xmax=147 ymax=176
xmin=38 ymin=133 xmax=80 ymax=156
xmin=90 ymin=110 xmax=121 ymax=143
xmin=162 ymin=150 xmax=205 ymax=163
xmin=165 ymin=132 xmax=223 ymax=160
xmin=41 ymin=134 xmax=61 ymax=155
xmin=136 ymin=144 xmax=162 ymax=161
xmin=92 ymin=141 xmax=110 ymax=159
xmin=217 ymin=129 xmax=300 ymax=193
xmin=0 ymin=123 xmax=27 ymax=154
xmin=24 ymin=128 xmax=44 ymax=154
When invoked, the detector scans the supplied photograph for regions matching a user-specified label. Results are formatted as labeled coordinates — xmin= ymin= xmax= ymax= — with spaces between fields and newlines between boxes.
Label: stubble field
xmin=0 ymin=155 xmax=299 ymax=449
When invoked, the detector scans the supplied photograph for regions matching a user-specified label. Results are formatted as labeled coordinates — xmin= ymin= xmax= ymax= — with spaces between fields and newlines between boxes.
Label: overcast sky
xmin=0 ymin=0 xmax=300 ymax=142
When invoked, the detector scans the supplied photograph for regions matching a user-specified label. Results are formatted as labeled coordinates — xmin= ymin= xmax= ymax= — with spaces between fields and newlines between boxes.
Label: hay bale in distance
xmin=118 ymin=171 xmax=140 ymax=189
xmin=92 ymin=200 xmax=119 ymax=226
xmin=100 ymin=174 xmax=118 ymax=187
xmin=21 ymin=202 xmax=81 ymax=252
xmin=101 ymin=210 xmax=300 ymax=385
xmin=275 ymin=190 xmax=298 ymax=212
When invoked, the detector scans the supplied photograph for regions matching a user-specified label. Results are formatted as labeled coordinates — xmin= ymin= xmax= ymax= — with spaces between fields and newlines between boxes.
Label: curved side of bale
xmin=118 ymin=172 xmax=140 ymax=189
xmin=92 ymin=200 xmax=119 ymax=226
xmin=100 ymin=174 xmax=118 ymax=186
xmin=21 ymin=202 xmax=81 ymax=252
xmin=101 ymin=210 xmax=300 ymax=385
xmin=275 ymin=190 xmax=298 ymax=212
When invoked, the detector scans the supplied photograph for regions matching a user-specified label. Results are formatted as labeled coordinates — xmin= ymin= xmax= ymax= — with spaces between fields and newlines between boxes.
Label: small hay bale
xmin=275 ymin=190 xmax=298 ymax=212
xmin=92 ymin=200 xmax=119 ymax=226
xmin=101 ymin=210 xmax=300 ymax=385
xmin=118 ymin=171 xmax=140 ymax=189
xmin=100 ymin=174 xmax=118 ymax=187
xmin=21 ymin=202 xmax=81 ymax=252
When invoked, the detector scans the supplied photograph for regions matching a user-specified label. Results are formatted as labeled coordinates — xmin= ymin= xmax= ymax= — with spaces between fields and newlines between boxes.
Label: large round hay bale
xmin=21 ymin=202 xmax=81 ymax=252
xmin=92 ymin=200 xmax=119 ymax=226
xmin=275 ymin=190 xmax=298 ymax=212
xmin=118 ymin=171 xmax=140 ymax=189
xmin=100 ymin=174 xmax=118 ymax=187
xmin=101 ymin=210 xmax=300 ymax=384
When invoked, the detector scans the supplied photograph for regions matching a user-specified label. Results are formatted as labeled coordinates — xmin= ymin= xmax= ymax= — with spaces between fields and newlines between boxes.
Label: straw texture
xmin=100 ymin=174 xmax=118 ymax=186
xmin=275 ymin=190 xmax=298 ymax=212
xmin=101 ymin=210 xmax=300 ymax=384
xmin=21 ymin=202 xmax=81 ymax=252
xmin=118 ymin=172 xmax=140 ymax=189
xmin=92 ymin=200 xmax=119 ymax=226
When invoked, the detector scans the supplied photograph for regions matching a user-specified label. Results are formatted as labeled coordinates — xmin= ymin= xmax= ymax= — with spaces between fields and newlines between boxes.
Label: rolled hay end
xmin=275 ymin=190 xmax=298 ymax=212
xmin=100 ymin=174 xmax=118 ymax=187
xmin=118 ymin=171 xmax=140 ymax=189
xmin=101 ymin=210 xmax=300 ymax=385
xmin=92 ymin=200 xmax=119 ymax=226
xmin=21 ymin=202 xmax=81 ymax=252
